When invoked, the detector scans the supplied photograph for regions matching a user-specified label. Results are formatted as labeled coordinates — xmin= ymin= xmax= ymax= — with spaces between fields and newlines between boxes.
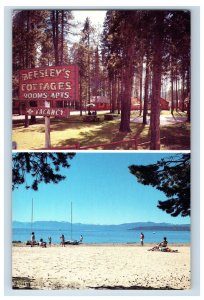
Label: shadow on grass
xmin=134 ymin=124 xmax=147 ymax=140
xmin=161 ymin=123 xmax=190 ymax=150
xmin=12 ymin=114 xmax=190 ymax=150
xmin=135 ymin=121 xmax=190 ymax=150
xmin=12 ymin=116 xmax=86 ymax=132
xmin=53 ymin=120 xmax=147 ymax=150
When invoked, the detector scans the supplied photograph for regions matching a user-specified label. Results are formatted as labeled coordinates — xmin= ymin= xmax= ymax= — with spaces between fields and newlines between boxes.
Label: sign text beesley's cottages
xmin=19 ymin=65 xmax=79 ymax=102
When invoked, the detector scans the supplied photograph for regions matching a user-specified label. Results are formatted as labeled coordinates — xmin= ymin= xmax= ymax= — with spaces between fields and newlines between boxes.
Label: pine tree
xmin=12 ymin=153 xmax=75 ymax=191
xmin=129 ymin=153 xmax=190 ymax=217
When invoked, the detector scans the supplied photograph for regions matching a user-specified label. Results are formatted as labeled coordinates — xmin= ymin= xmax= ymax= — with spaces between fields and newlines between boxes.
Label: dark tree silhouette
xmin=129 ymin=154 xmax=190 ymax=217
xmin=12 ymin=153 xmax=75 ymax=191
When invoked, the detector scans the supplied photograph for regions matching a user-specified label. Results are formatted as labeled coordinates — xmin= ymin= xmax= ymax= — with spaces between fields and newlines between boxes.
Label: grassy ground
xmin=12 ymin=111 xmax=190 ymax=150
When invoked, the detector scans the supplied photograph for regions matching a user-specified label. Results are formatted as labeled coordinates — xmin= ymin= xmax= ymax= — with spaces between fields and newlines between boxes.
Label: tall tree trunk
xmin=186 ymin=67 xmax=190 ymax=122
xmin=171 ymin=68 xmax=174 ymax=115
xmin=94 ymin=47 xmax=100 ymax=96
xmin=175 ymin=68 xmax=178 ymax=111
xmin=119 ymin=80 xmax=132 ymax=132
xmin=61 ymin=11 xmax=64 ymax=64
xmin=117 ymin=73 xmax=121 ymax=114
xmin=52 ymin=10 xmax=59 ymax=65
xmin=79 ymin=76 xmax=83 ymax=116
xmin=25 ymin=11 xmax=30 ymax=68
xmin=119 ymin=45 xmax=134 ymax=132
xmin=143 ymin=55 xmax=150 ymax=125
xmin=181 ymin=70 xmax=185 ymax=112
xmin=111 ymin=74 xmax=117 ymax=113
xmin=139 ymin=56 xmax=143 ymax=116
xmin=24 ymin=11 xmax=30 ymax=128
xmin=87 ymin=33 xmax=91 ymax=113
xmin=109 ymin=80 xmax=112 ymax=112
xmin=187 ymin=95 xmax=190 ymax=122
xmin=150 ymin=12 xmax=164 ymax=150
xmin=55 ymin=11 xmax=59 ymax=65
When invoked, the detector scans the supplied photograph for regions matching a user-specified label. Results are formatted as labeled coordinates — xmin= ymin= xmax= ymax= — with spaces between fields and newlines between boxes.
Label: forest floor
xmin=12 ymin=111 xmax=190 ymax=151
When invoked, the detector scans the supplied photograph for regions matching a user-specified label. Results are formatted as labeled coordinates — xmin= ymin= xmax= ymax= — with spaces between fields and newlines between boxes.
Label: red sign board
xmin=26 ymin=107 xmax=70 ymax=118
xmin=19 ymin=65 xmax=79 ymax=101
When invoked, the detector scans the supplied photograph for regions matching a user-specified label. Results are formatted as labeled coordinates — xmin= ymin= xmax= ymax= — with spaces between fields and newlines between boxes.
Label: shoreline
xmin=12 ymin=242 xmax=190 ymax=247
xmin=12 ymin=244 xmax=190 ymax=290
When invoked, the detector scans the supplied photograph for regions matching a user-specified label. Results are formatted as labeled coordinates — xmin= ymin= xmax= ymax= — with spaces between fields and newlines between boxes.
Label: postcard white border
xmin=2 ymin=1 xmax=202 ymax=298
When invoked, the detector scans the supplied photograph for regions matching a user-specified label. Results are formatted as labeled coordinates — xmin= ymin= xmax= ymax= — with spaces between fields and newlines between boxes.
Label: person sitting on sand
xmin=148 ymin=237 xmax=168 ymax=251
xmin=39 ymin=238 xmax=47 ymax=248
xmin=60 ymin=234 xmax=65 ymax=247
xmin=159 ymin=237 xmax=168 ymax=248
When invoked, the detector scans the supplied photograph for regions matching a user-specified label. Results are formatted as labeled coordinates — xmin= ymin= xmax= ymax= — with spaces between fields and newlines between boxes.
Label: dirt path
xmin=131 ymin=114 xmax=188 ymax=125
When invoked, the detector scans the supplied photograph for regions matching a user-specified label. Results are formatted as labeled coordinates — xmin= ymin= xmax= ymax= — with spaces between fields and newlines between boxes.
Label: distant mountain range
xmin=12 ymin=221 xmax=190 ymax=231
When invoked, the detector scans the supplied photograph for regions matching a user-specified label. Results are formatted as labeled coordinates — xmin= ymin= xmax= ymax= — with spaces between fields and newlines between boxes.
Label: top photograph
xmin=12 ymin=9 xmax=191 ymax=151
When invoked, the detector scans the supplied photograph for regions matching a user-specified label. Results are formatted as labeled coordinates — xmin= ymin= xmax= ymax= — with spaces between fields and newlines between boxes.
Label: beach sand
xmin=12 ymin=244 xmax=191 ymax=290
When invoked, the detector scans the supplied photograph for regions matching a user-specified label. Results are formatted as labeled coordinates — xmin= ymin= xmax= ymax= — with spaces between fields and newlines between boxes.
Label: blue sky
xmin=12 ymin=152 xmax=190 ymax=225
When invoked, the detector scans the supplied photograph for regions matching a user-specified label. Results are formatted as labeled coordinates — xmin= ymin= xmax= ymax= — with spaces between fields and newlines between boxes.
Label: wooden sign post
xmin=26 ymin=106 xmax=70 ymax=148
xmin=45 ymin=116 xmax=51 ymax=148
xmin=44 ymin=101 xmax=51 ymax=148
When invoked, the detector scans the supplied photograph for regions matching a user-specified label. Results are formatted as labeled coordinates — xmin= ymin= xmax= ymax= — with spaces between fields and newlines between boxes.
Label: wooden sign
xmin=26 ymin=107 xmax=70 ymax=118
xmin=19 ymin=65 xmax=79 ymax=101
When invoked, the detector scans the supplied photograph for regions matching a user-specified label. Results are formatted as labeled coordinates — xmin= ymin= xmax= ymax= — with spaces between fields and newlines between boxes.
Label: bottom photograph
xmin=12 ymin=152 xmax=190 ymax=290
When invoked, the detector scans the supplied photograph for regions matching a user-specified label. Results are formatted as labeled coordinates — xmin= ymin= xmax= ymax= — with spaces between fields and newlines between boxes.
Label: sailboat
xmin=64 ymin=202 xmax=81 ymax=245
xmin=26 ymin=198 xmax=38 ymax=246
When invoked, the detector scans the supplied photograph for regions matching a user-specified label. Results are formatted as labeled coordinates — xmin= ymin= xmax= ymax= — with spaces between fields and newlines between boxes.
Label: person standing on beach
xmin=79 ymin=235 xmax=83 ymax=243
xmin=48 ymin=236 xmax=52 ymax=247
xmin=31 ymin=232 xmax=35 ymax=247
xmin=60 ymin=234 xmax=65 ymax=247
xmin=140 ymin=232 xmax=144 ymax=246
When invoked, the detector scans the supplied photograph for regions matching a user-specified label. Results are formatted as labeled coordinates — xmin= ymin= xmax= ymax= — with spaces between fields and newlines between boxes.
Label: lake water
xmin=13 ymin=227 xmax=190 ymax=245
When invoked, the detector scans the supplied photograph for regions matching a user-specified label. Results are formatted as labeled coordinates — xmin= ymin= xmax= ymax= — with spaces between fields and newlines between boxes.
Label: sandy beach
xmin=12 ymin=244 xmax=191 ymax=290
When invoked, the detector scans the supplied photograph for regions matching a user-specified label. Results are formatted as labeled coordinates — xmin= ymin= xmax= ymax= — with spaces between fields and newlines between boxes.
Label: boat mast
xmin=31 ymin=198 xmax=33 ymax=232
xmin=71 ymin=201 xmax=72 ymax=240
